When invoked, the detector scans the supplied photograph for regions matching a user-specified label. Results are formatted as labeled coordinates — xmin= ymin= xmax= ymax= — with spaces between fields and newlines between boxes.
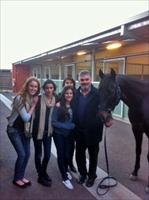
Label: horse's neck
xmin=116 ymin=75 xmax=146 ymax=108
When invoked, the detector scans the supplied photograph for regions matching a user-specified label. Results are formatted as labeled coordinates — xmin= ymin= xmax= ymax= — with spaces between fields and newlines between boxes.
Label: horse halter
xmin=111 ymin=83 xmax=121 ymax=110
xmin=98 ymin=83 xmax=121 ymax=113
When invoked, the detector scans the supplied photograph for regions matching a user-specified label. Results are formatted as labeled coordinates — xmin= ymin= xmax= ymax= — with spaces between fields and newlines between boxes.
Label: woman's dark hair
xmin=42 ymin=79 xmax=57 ymax=91
xmin=58 ymin=86 xmax=74 ymax=121
xmin=62 ymin=77 xmax=76 ymax=88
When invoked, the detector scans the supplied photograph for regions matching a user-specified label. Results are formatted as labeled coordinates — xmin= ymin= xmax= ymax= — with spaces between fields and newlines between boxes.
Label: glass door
xmin=64 ymin=64 xmax=76 ymax=79
xmin=103 ymin=58 xmax=125 ymax=74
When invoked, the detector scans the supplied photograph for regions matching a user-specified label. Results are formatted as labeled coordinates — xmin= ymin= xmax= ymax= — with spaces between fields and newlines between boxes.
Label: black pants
xmin=68 ymin=134 xmax=75 ymax=167
xmin=53 ymin=132 xmax=72 ymax=181
xmin=75 ymin=134 xmax=99 ymax=178
xmin=33 ymin=135 xmax=52 ymax=177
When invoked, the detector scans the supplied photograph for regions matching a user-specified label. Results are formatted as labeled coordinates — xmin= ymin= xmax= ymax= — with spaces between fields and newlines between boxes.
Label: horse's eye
xmin=108 ymin=85 xmax=116 ymax=97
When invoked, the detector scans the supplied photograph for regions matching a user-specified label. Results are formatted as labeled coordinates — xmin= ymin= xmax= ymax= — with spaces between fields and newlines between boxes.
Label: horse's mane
xmin=117 ymin=75 xmax=149 ymax=96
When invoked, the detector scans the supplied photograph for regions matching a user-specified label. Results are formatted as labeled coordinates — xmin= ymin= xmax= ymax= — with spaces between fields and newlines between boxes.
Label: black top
xmin=13 ymin=115 xmax=24 ymax=131
xmin=72 ymin=84 xmax=103 ymax=145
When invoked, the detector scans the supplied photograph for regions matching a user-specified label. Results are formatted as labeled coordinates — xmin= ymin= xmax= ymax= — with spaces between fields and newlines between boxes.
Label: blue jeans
xmin=7 ymin=126 xmax=30 ymax=181
xmin=33 ymin=134 xmax=52 ymax=177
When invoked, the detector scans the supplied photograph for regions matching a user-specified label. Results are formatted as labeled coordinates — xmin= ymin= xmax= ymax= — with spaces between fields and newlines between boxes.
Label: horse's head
xmin=98 ymin=69 xmax=121 ymax=127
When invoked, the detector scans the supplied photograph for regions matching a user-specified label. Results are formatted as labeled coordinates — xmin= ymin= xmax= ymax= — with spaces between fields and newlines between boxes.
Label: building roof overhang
xmin=13 ymin=11 xmax=149 ymax=66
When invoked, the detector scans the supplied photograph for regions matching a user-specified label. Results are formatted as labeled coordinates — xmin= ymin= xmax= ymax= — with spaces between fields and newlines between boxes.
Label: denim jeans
xmin=7 ymin=126 xmax=30 ymax=181
xmin=33 ymin=134 xmax=52 ymax=177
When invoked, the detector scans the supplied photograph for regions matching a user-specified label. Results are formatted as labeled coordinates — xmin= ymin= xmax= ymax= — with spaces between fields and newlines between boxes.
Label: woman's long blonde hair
xmin=16 ymin=76 xmax=40 ymax=105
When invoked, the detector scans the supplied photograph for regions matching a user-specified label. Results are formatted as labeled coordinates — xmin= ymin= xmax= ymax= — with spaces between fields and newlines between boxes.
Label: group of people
xmin=7 ymin=70 xmax=104 ymax=190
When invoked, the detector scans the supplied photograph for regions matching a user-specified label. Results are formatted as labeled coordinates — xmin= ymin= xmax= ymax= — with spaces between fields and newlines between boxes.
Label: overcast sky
xmin=1 ymin=0 xmax=148 ymax=69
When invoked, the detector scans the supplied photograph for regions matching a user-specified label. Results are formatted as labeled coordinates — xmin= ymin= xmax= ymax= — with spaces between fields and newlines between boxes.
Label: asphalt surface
xmin=0 ymin=92 xmax=148 ymax=200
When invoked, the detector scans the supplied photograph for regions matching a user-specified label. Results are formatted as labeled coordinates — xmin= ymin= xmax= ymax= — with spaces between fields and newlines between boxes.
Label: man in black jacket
xmin=72 ymin=70 xmax=103 ymax=187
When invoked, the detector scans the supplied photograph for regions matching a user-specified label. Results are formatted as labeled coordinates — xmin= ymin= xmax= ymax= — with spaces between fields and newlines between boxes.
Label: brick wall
xmin=12 ymin=64 xmax=31 ymax=92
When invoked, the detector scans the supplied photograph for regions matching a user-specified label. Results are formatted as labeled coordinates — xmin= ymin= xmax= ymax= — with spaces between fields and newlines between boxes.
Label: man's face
xmin=79 ymin=74 xmax=91 ymax=91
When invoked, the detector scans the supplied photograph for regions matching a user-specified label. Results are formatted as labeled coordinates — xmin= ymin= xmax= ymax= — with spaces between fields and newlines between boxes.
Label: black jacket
xmin=72 ymin=84 xmax=103 ymax=145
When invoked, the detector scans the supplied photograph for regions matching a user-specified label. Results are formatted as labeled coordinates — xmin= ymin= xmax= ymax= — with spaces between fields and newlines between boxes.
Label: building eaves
xmin=13 ymin=11 xmax=149 ymax=66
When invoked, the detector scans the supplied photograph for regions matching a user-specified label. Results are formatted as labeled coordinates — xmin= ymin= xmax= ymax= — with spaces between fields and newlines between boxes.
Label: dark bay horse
xmin=98 ymin=69 xmax=149 ymax=193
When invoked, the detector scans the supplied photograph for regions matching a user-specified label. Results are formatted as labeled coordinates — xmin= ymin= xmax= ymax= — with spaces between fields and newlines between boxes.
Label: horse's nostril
xmin=106 ymin=114 xmax=113 ymax=122
xmin=98 ymin=110 xmax=113 ymax=124
xmin=98 ymin=111 xmax=107 ymax=123
xmin=100 ymin=115 xmax=105 ymax=123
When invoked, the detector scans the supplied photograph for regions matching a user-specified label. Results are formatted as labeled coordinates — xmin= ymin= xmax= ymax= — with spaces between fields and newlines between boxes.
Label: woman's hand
xmin=56 ymin=102 xmax=60 ymax=107
xmin=32 ymin=96 xmax=39 ymax=106
xmin=27 ymin=96 xmax=39 ymax=117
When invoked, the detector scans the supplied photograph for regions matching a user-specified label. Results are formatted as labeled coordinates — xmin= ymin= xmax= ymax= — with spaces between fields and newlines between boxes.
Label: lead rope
xmin=96 ymin=126 xmax=118 ymax=195
xmin=147 ymin=138 xmax=149 ymax=193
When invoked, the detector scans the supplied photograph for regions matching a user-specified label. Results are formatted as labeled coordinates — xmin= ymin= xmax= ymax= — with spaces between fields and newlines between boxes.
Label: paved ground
xmin=0 ymin=92 xmax=148 ymax=200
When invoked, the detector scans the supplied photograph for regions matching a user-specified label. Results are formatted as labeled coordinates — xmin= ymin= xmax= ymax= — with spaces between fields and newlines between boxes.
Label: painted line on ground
xmin=0 ymin=94 xmax=12 ymax=110
xmin=0 ymin=93 xmax=141 ymax=200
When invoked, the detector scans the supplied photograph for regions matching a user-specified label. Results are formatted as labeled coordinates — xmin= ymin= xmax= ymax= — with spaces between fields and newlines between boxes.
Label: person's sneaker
xmin=67 ymin=172 xmax=72 ymax=180
xmin=62 ymin=179 xmax=74 ymax=190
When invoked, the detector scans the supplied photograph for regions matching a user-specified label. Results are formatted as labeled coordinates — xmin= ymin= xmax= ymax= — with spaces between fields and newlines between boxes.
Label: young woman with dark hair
xmin=32 ymin=79 xmax=56 ymax=187
xmin=57 ymin=77 xmax=77 ymax=173
xmin=62 ymin=77 xmax=76 ymax=88
xmin=52 ymin=86 xmax=75 ymax=190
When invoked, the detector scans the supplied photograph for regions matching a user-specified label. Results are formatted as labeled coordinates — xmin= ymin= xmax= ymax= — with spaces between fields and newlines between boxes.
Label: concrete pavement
xmin=0 ymin=92 xmax=148 ymax=200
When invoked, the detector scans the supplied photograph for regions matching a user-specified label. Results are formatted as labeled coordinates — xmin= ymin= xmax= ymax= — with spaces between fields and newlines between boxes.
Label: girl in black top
xmin=32 ymin=80 xmax=56 ymax=187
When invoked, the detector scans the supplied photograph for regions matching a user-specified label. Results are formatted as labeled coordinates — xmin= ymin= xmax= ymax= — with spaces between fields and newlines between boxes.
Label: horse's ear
xmin=99 ymin=69 xmax=104 ymax=79
xmin=111 ymin=68 xmax=116 ymax=80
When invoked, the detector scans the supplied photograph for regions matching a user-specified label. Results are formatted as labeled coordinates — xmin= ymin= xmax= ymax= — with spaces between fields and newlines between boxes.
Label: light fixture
xmin=60 ymin=56 xmax=66 ymax=59
xmin=106 ymin=42 xmax=122 ymax=50
xmin=45 ymin=58 xmax=53 ymax=62
xmin=77 ymin=51 xmax=87 ymax=56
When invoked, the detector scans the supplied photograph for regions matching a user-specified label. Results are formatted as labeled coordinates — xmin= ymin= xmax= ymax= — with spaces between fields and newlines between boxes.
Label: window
xmin=126 ymin=54 xmax=149 ymax=80
xmin=94 ymin=61 xmax=104 ymax=81
xmin=50 ymin=64 xmax=59 ymax=79
xmin=32 ymin=68 xmax=37 ymax=77
xmin=75 ymin=61 xmax=91 ymax=80
xmin=44 ymin=67 xmax=50 ymax=79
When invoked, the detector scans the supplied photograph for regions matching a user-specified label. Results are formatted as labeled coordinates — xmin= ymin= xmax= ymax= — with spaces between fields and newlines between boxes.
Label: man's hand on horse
xmin=105 ymin=119 xmax=113 ymax=127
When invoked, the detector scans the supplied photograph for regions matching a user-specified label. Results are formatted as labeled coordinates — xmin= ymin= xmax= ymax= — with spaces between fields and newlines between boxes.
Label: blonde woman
xmin=7 ymin=77 xmax=40 ymax=188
